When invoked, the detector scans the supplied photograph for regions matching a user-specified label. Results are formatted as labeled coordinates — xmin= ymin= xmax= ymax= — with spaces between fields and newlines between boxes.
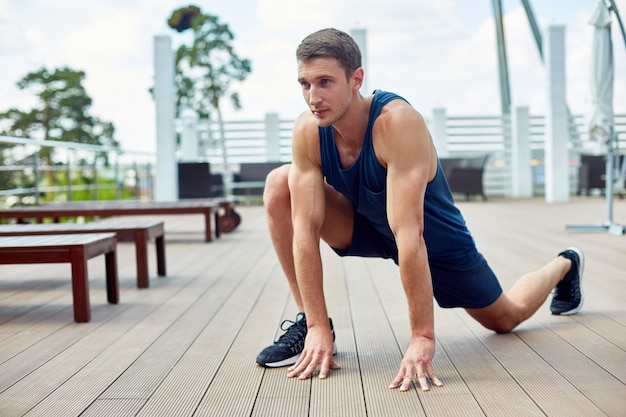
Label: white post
xmin=350 ymin=28 xmax=368 ymax=95
xmin=544 ymin=25 xmax=570 ymax=203
xmin=432 ymin=108 xmax=448 ymax=158
xmin=153 ymin=35 xmax=177 ymax=201
xmin=265 ymin=112 xmax=281 ymax=161
xmin=180 ymin=108 xmax=199 ymax=161
xmin=511 ymin=106 xmax=533 ymax=198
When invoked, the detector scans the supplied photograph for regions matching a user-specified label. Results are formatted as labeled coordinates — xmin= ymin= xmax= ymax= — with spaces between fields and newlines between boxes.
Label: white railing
xmin=0 ymin=136 xmax=155 ymax=208
xmin=3 ymin=109 xmax=625 ymax=205
xmin=187 ymin=109 xmax=626 ymax=197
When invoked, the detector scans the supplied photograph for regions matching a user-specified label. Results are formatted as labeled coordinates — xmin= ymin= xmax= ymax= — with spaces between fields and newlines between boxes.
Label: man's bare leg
xmin=263 ymin=165 xmax=304 ymax=310
xmin=263 ymin=164 xmax=354 ymax=306
xmin=258 ymin=164 xmax=353 ymax=368
xmin=467 ymin=250 xmax=583 ymax=333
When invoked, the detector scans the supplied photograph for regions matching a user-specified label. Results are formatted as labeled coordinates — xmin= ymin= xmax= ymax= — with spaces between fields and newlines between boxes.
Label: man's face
xmin=297 ymin=57 xmax=354 ymax=127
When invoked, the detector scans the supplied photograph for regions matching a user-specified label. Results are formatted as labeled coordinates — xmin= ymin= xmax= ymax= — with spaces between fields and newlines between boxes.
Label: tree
xmin=167 ymin=5 xmax=252 ymax=120
xmin=0 ymin=66 xmax=118 ymax=194
xmin=0 ymin=67 xmax=118 ymax=151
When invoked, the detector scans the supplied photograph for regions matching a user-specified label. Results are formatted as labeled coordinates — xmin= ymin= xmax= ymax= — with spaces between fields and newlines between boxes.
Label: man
xmin=256 ymin=28 xmax=584 ymax=392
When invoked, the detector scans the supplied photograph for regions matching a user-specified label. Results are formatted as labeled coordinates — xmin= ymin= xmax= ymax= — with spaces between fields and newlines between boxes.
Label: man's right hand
xmin=287 ymin=326 xmax=340 ymax=380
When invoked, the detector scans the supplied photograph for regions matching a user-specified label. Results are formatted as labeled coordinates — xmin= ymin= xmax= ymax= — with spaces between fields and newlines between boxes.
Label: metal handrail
xmin=0 ymin=136 xmax=155 ymax=207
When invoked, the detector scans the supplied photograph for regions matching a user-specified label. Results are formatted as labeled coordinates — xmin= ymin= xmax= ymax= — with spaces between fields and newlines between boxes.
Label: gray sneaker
xmin=550 ymin=247 xmax=584 ymax=315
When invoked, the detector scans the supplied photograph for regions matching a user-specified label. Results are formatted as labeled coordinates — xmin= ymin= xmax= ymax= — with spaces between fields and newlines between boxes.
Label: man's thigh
xmin=430 ymin=252 xmax=503 ymax=309
xmin=320 ymin=182 xmax=353 ymax=250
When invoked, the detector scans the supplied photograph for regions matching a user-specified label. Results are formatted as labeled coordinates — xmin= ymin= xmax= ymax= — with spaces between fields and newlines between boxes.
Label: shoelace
xmin=555 ymin=254 xmax=579 ymax=301
xmin=276 ymin=319 xmax=307 ymax=346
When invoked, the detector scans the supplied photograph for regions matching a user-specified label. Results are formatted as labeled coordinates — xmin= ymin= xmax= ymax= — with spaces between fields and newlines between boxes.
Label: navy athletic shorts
xmin=331 ymin=211 xmax=503 ymax=309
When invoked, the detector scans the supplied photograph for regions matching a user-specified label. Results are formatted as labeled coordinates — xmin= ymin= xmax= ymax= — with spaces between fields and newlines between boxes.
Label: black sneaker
xmin=256 ymin=313 xmax=336 ymax=368
xmin=550 ymin=247 xmax=584 ymax=315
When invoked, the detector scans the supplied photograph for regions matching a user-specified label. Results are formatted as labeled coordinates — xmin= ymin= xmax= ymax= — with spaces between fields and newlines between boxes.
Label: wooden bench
xmin=0 ymin=233 xmax=118 ymax=322
xmin=0 ymin=199 xmax=241 ymax=241
xmin=439 ymin=155 xmax=489 ymax=201
xmin=232 ymin=162 xmax=284 ymax=198
xmin=0 ymin=220 xmax=165 ymax=288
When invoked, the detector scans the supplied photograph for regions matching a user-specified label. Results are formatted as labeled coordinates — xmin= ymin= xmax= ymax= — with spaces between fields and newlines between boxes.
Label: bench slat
xmin=0 ymin=200 xmax=239 ymax=242
xmin=0 ymin=221 xmax=166 ymax=288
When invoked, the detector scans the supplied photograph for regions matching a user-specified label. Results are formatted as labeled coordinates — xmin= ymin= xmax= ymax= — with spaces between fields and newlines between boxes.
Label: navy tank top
xmin=318 ymin=90 xmax=476 ymax=260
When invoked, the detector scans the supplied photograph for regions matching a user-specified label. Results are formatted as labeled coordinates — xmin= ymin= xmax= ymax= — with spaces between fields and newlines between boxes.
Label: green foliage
xmin=0 ymin=66 xmax=118 ymax=150
xmin=166 ymin=6 xmax=252 ymax=119
xmin=0 ymin=66 xmax=119 ymax=194
xmin=167 ymin=5 xmax=202 ymax=32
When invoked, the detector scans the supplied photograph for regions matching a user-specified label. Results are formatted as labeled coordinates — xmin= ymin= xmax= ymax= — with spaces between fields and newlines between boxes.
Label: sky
xmin=1 ymin=0 xmax=625 ymax=153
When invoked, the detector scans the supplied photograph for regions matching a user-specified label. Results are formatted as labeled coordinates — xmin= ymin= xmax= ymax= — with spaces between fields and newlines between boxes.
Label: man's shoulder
xmin=294 ymin=111 xmax=320 ymax=137
xmin=376 ymin=97 xmax=422 ymax=129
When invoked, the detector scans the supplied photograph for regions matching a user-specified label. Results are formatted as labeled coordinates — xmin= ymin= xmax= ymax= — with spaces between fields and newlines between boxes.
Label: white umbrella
xmin=589 ymin=1 xmax=614 ymax=145
xmin=567 ymin=1 xmax=625 ymax=234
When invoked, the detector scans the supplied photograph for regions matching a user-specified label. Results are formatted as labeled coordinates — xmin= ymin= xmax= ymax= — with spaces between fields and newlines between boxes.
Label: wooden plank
xmin=309 ymin=245 xmax=367 ymax=417
xmin=136 ymin=218 xmax=277 ymax=416
xmin=343 ymin=256 xmax=428 ymax=417
xmin=366 ymin=258 xmax=489 ymax=416
xmin=0 ymin=277 xmax=71 ymax=328
xmin=76 ymin=211 xmax=268 ymax=416
xmin=170 ymin=247 xmax=280 ymax=417
xmin=253 ymin=244 xmax=368 ymax=417
xmin=5 ymin=224 xmax=239 ymax=416
xmin=0 ymin=200 xmax=622 ymax=417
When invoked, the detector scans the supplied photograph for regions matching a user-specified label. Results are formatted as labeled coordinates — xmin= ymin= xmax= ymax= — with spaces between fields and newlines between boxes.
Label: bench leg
xmin=105 ymin=249 xmax=119 ymax=304
xmin=204 ymin=210 xmax=213 ymax=242
xmin=135 ymin=230 xmax=150 ymax=288
xmin=69 ymin=247 xmax=91 ymax=323
xmin=155 ymin=235 xmax=167 ymax=276
xmin=214 ymin=211 xmax=220 ymax=239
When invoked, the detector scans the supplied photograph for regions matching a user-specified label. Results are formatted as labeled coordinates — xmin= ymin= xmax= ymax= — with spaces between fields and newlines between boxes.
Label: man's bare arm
xmin=377 ymin=102 xmax=443 ymax=391
xmin=287 ymin=113 xmax=339 ymax=380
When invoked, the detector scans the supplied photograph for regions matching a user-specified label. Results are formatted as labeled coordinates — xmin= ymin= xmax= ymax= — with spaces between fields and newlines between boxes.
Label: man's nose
xmin=308 ymin=86 xmax=322 ymax=106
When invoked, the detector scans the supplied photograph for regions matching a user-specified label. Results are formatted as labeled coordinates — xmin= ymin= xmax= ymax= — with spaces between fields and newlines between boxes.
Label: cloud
xmin=1 ymin=0 xmax=624 ymax=155
xmin=0 ymin=0 xmax=22 ymax=53
xmin=63 ymin=13 xmax=142 ymax=64
xmin=256 ymin=0 xmax=334 ymax=31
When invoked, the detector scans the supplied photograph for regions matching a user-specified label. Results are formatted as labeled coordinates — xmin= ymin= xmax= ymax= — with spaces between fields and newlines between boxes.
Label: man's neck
xmin=332 ymin=93 xmax=372 ymax=168
xmin=333 ymin=93 xmax=370 ymax=145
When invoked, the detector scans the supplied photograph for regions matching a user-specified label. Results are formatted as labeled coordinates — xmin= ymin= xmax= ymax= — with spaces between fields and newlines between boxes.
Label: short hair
xmin=296 ymin=28 xmax=362 ymax=79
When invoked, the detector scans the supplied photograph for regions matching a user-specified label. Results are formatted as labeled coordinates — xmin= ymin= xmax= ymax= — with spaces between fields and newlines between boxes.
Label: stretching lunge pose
xmin=256 ymin=28 xmax=584 ymax=392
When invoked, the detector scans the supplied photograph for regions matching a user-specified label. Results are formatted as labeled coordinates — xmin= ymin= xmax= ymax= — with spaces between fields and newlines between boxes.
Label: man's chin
xmin=314 ymin=115 xmax=334 ymax=127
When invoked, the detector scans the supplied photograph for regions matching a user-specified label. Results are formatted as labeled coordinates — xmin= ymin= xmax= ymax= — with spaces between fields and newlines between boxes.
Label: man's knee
xmin=486 ymin=317 xmax=517 ymax=334
xmin=472 ymin=312 xmax=518 ymax=334
xmin=466 ymin=297 xmax=521 ymax=334
xmin=263 ymin=164 xmax=290 ymax=208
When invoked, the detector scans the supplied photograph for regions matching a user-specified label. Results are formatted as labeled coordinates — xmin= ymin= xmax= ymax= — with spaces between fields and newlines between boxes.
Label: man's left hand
xmin=389 ymin=335 xmax=443 ymax=391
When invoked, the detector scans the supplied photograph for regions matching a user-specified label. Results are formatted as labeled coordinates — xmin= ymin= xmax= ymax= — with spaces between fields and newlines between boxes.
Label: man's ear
xmin=352 ymin=67 xmax=364 ymax=92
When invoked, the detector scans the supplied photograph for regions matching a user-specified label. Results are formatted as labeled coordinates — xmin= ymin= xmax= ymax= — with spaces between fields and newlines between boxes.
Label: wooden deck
xmin=0 ymin=197 xmax=624 ymax=417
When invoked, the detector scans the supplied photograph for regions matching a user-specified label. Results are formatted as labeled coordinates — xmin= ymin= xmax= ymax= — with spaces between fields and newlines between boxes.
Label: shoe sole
xmin=554 ymin=247 xmax=585 ymax=315
xmin=257 ymin=354 xmax=301 ymax=368
xmin=256 ymin=342 xmax=338 ymax=368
